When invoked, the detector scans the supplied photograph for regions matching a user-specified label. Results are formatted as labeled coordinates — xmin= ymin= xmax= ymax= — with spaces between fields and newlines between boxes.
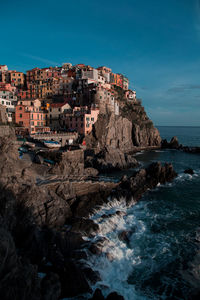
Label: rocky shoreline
xmin=0 ymin=129 xmax=178 ymax=300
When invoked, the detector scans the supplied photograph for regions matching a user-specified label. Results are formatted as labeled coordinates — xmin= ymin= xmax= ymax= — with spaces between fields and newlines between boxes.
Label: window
xmin=70 ymin=117 xmax=72 ymax=121
xmin=20 ymin=114 xmax=22 ymax=118
xmin=86 ymin=117 xmax=90 ymax=121
xmin=91 ymin=117 xmax=94 ymax=121
xmin=37 ymin=114 xmax=39 ymax=120
xmin=2 ymin=101 xmax=4 ymax=104
xmin=19 ymin=121 xmax=23 ymax=125
xmin=58 ymin=108 xmax=61 ymax=112
xmin=86 ymin=123 xmax=90 ymax=128
xmin=81 ymin=123 xmax=83 ymax=128
xmin=37 ymin=122 xmax=40 ymax=126
xmin=31 ymin=121 xmax=34 ymax=125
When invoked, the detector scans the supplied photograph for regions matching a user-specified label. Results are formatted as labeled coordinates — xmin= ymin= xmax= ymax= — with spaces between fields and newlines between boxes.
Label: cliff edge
xmin=85 ymin=89 xmax=161 ymax=171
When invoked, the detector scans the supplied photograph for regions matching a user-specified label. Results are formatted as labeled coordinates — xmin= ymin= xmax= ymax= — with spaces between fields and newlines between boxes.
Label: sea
xmin=85 ymin=126 xmax=200 ymax=300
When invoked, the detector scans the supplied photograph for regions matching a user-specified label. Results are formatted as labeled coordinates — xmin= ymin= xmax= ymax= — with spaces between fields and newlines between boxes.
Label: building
xmin=52 ymin=76 xmax=74 ymax=96
xmin=0 ymin=97 xmax=15 ymax=122
xmin=0 ymin=83 xmax=16 ymax=93
xmin=48 ymin=102 xmax=71 ymax=131
xmin=97 ymin=66 xmax=112 ymax=83
xmin=62 ymin=107 xmax=99 ymax=135
xmin=123 ymin=76 xmax=129 ymax=90
xmin=94 ymin=85 xmax=119 ymax=115
xmin=125 ymin=89 xmax=136 ymax=101
xmin=0 ymin=90 xmax=17 ymax=104
xmin=0 ymin=65 xmax=8 ymax=72
xmin=15 ymin=99 xmax=49 ymax=134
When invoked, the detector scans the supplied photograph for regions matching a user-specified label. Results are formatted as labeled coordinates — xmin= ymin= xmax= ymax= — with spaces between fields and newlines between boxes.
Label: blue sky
xmin=1 ymin=0 xmax=200 ymax=126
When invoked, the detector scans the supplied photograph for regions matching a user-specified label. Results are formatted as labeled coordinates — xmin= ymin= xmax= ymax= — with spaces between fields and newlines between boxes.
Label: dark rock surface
xmin=184 ymin=168 xmax=194 ymax=175
xmin=89 ymin=289 xmax=125 ymax=300
xmin=0 ymin=129 xmax=177 ymax=299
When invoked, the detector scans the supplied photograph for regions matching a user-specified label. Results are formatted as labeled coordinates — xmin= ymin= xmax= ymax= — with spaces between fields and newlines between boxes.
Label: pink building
xmin=62 ymin=107 xmax=99 ymax=135
xmin=0 ymin=83 xmax=16 ymax=92
xmin=15 ymin=99 xmax=49 ymax=134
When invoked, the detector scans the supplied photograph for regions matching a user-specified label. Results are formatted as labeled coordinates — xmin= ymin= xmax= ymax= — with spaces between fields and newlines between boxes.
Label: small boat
xmin=43 ymin=140 xmax=61 ymax=149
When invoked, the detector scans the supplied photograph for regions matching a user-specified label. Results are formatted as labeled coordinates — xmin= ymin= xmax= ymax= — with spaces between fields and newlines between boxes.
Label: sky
xmin=1 ymin=0 xmax=200 ymax=126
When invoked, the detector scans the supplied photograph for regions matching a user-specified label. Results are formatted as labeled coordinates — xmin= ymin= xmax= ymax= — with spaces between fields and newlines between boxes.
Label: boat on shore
xmin=43 ymin=140 xmax=61 ymax=149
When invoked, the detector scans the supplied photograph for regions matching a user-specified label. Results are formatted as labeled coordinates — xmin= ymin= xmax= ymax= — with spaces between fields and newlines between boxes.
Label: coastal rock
xmin=184 ymin=168 xmax=194 ymax=175
xmin=85 ymin=147 xmax=138 ymax=172
xmin=41 ymin=272 xmax=61 ymax=300
xmin=69 ymin=218 xmax=99 ymax=236
xmin=117 ymin=162 xmax=177 ymax=203
xmin=89 ymin=288 xmax=105 ymax=300
xmin=161 ymin=136 xmax=179 ymax=149
xmin=106 ymin=292 xmax=125 ymax=300
xmin=49 ymin=149 xmax=85 ymax=176
xmin=118 ymin=230 xmax=132 ymax=244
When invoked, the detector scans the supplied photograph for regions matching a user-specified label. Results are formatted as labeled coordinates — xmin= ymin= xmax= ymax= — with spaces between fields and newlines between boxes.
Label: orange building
xmin=15 ymin=99 xmax=49 ymax=134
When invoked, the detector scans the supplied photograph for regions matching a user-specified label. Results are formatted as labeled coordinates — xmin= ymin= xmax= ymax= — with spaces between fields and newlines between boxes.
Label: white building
xmin=0 ymin=65 xmax=8 ymax=72
xmin=0 ymin=90 xmax=17 ymax=105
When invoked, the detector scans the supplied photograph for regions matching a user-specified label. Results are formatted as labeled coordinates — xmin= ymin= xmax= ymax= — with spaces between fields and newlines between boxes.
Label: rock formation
xmin=86 ymin=92 xmax=161 ymax=171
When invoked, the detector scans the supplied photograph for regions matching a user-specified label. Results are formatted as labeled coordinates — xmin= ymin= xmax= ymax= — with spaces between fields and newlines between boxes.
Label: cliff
xmin=85 ymin=91 xmax=161 ymax=170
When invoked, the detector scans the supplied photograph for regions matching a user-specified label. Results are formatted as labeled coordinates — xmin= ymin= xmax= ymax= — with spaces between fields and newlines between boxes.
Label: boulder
xmin=184 ymin=168 xmax=194 ymax=175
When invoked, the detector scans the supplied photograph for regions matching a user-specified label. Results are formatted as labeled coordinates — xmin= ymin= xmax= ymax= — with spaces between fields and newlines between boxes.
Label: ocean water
xmin=157 ymin=126 xmax=200 ymax=147
xmin=86 ymin=127 xmax=200 ymax=300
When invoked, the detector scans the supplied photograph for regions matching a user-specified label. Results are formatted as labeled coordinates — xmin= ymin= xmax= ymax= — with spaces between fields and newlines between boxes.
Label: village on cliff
xmin=0 ymin=63 xmax=138 ymax=147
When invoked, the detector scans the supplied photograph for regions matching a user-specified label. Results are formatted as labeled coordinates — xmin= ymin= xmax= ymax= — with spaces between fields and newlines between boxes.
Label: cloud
xmin=19 ymin=53 xmax=60 ymax=66
xmin=167 ymin=84 xmax=200 ymax=93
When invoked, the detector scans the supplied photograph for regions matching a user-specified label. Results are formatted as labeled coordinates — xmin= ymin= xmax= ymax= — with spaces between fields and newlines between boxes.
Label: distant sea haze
xmin=157 ymin=126 xmax=200 ymax=147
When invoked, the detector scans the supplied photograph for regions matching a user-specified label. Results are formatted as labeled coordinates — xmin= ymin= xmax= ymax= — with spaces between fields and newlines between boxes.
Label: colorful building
xmin=62 ymin=106 xmax=99 ymax=135
xmin=15 ymin=99 xmax=49 ymax=134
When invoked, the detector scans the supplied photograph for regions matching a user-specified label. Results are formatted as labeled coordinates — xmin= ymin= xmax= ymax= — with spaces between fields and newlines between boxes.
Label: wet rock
xmin=118 ymin=230 xmax=132 ymax=244
xmin=70 ymin=218 xmax=99 ymax=236
xmin=89 ymin=288 xmax=105 ymax=300
xmin=41 ymin=272 xmax=61 ymax=300
xmin=184 ymin=168 xmax=194 ymax=175
xmin=116 ymin=211 xmax=126 ymax=217
xmin=106 ymin=291 xmax=125 ymax=300
xmin=161 ymin=136 xmax=179 ymax=149
xmin=89 ymin=237 xmax=108 ymax=255
xmin=58 ymin=259 xmax=92 ymax=298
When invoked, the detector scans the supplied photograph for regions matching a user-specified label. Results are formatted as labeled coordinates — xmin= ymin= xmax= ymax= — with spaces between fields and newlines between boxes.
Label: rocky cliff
xmin=85 ymin=91 xmax=161 ymax=170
